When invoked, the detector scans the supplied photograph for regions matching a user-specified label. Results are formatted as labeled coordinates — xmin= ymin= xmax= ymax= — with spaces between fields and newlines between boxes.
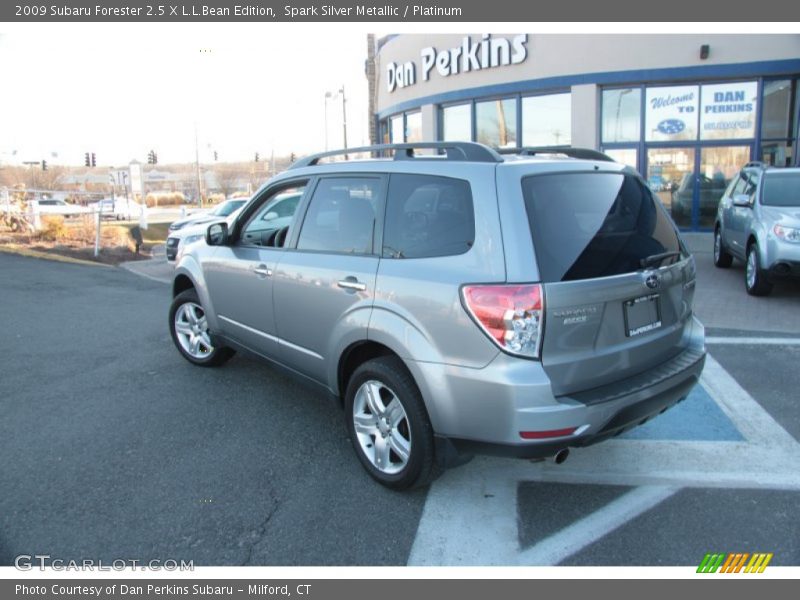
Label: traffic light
xmin=85 ymin=152 xmax=91 ymax=167
xmin=42 ymin=160 xmax=47 ymax=171
xmin=213 ymin=151 xmax=218 ymax=161
xmin=290 ymin=152 xmax=296 ymax=163
xmin=147 ymin=150 xmax=158 ymax=165
xmin=91 ymin=153 xmax=96 ymax=167
xmin=254 ymin=152 xmax=259 ymax=162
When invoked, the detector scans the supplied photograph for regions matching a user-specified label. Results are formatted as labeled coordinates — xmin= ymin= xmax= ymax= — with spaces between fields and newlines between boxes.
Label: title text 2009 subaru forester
xmin=169 ymin=142 xmax=706 ymax=489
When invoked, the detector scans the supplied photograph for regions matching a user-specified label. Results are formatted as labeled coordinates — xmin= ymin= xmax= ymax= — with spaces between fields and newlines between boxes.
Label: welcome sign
xmin=645 ymin=85 xmax=699 ymax=141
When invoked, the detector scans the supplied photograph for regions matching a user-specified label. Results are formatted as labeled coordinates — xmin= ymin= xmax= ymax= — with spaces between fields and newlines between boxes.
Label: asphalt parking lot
xmin=1 ymin=239 xmax=799 ymax=567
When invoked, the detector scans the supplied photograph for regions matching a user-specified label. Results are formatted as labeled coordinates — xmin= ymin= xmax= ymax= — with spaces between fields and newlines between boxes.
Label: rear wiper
xmin=639 ymin=251 xmax=681 ymax=269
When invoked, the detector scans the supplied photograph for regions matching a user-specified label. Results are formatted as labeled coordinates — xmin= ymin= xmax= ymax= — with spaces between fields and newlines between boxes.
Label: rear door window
xmin=522 ymin=172 xmax=682 ymax=282
xmin=382 ymin=174 xmax=474 ymax=258
xmin=296 ymin=177 xmax=381 ymax=254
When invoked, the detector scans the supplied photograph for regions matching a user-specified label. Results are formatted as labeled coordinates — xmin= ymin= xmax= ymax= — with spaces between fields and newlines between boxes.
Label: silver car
xmin=169 ymin=142 xmax=706 ymax=489
xmin=714 ymin=163 xmax=800 ymax=295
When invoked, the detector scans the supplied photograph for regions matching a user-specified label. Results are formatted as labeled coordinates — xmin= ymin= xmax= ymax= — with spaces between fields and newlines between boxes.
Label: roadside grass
xmin=120 ymin=221 xmax=170 ymax=244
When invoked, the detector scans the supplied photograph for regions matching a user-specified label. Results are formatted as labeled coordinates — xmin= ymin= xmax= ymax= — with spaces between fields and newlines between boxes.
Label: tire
xmin=713 ymin=226 xmax=733 ymax=268
xmin=169 ymin=288 xmax=235 ymax=366
xmin=745 ymin=242 xmax=773 ymax=296
xmin=344 ymin=356 xmax=437 ymax=490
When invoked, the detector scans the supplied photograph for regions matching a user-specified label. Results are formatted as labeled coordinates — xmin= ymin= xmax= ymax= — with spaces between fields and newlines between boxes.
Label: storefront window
xmin=645 ymin=85 xmax=699 ymax=142
xmin=522 ymin=93 xmax=571 ymax=146
xmin=390 ymin=115 xmax=404 ymax=143
xmin=602 ymin=88 xmax=641 ymax=143
xmin=604 ymin=148 xmax=638 ymax=170
xmin=476 ymin=97 xmax=517 ymax=148
xmin=761 ymin=80 xmax=794 ymax=140
xmin=379 ymin=120 xmax=390 ymax=144
xmin=699 ymin=81 xmax=757 ymax=140
xmin=762 ymin=142 xmax=794 ymax=167
xmin=441 ymin=103 xmax=472 ymax=141
xmin=405 ymin=112 xmax=422 ymax=143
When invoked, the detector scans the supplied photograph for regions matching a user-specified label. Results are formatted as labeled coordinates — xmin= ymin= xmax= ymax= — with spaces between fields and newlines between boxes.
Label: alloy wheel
xmin=174 ymin=301 xmax=214 ymax=359
xmin=352 ymin=380 xmax=411 ymax=475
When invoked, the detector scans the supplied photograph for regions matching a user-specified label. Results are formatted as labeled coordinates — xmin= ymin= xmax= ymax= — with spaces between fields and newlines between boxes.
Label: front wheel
xmin=745 ymin=243 xmax=773 ymax=296
xmin=713 ymin=227 xmax=733 ymax=268
xmin=345 ymin=356 xmax=437 ymax=490
xmin=169 ymin=288 xmax=235 ymax=366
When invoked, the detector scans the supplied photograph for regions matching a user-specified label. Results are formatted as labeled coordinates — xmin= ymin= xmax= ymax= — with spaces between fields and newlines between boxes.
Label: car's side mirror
xmin=732 ymin=194 xmax=751 ymax=208
xmin=264 ymin=211 xmax=279 ymax=221
xmin=206 ymin=222 xmax=229 ymax=246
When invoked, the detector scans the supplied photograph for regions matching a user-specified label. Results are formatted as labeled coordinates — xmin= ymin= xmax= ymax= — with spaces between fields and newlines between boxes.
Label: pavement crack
xmin=239 ymin=491 xmax=280 ymax=566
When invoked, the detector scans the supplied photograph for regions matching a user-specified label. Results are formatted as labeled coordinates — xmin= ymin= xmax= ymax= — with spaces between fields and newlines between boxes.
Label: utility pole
xmin=341 ymin=84 xmax=348 ymax=160
xmin=194 ymin=123 xmax=203 ymax=207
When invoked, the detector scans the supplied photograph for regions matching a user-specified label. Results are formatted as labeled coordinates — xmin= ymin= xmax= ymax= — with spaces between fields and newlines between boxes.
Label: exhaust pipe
xmin=553 ymin=448 xmax=570 ymax=464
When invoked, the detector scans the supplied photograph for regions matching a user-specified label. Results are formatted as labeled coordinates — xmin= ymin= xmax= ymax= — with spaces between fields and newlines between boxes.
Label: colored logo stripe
xmin=697 ymin=552 xmax=773 ymax=573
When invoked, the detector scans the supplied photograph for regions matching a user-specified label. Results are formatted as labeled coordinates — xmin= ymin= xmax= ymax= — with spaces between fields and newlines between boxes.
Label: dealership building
xmin=371 ymin=34 xmax=800 ymax=230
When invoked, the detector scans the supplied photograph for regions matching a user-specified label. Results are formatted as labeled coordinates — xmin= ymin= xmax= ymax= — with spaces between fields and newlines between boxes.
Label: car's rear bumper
xmin=411 ymin=316 xmax=706 ymax=463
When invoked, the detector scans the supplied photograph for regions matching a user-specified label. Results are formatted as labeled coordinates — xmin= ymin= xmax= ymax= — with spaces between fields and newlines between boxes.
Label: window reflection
xmin=476 ymin=98 xmax=517 ymax=148
xmin=522 ymin=93 xmax=571 ymax=146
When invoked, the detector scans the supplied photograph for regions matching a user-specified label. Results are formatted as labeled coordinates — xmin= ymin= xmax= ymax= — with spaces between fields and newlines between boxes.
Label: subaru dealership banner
xmin=2 ymin=0 xmax=800 ymax=20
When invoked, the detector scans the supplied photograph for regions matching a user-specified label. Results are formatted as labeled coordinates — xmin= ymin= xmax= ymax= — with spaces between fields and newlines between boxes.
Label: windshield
xmin=762 ymin=172 xmax=800 ymax=207
xmin=522 ymin=172 xmax=683 ymax=282
xmin=211 ymin=199 xmax=246 ymax=216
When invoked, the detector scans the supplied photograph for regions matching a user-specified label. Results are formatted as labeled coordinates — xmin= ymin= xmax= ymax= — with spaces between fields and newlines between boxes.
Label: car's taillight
xmin=462 ymin=283 xmax=544 ymax=359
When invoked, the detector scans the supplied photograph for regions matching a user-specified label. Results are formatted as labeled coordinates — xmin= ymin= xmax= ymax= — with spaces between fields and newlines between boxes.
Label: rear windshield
xmin=762 ymin=172 xmax=800 ymax=207
xmin=522 ymin=172 xmax=682 ymax=282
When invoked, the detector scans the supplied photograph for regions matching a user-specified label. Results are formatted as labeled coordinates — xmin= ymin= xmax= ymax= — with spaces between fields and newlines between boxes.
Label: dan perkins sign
xmin=386 ymin=34 xmax=528 ymax=93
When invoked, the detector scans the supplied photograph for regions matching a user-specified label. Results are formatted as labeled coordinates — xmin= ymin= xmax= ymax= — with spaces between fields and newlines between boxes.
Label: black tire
xmin=344 ymin=356 xmax=437 ymax=490
xmin=169 ymin=288 xmax=235 ymax=366
xmin=713 ymin=226 xmax=733 ymax=268
xmin=745 ymin=242 xmax=773 ymax=297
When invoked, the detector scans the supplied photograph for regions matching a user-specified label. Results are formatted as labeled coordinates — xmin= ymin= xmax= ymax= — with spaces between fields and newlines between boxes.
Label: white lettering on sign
xmin=388 ymin=34 xmax=528 ymax=92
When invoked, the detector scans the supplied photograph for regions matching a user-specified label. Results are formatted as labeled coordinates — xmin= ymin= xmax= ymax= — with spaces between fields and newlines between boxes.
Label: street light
xmin=325 ymin=86 xmax=348 ymax=158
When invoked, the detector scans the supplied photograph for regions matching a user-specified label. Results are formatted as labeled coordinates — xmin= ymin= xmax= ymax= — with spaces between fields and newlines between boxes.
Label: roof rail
xmin=744 ymin=161 xmax=768 ymax=169
xmin=498 ymin=146 xmax=616 ymax=163
xmin=289 ymin=142 xmax=503 ymax=169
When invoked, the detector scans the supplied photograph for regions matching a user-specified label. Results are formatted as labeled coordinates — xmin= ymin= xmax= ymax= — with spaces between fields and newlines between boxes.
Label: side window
xmin=239 ymin=185 xmax=306 ymax=247
xmin=742 ymin=170 xmax=759 ymax=203
xmin=382 ymin=174 xmax=475 ymax=259
xmin=296 ymin=177 xmax=380 ymax=254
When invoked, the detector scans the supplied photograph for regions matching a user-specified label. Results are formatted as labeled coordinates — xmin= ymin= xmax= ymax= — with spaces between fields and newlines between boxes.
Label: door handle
xmin=253 ymin=264 xmax=272 ymax=278
xmin=337 ymin=277 xmax=366 ymax=292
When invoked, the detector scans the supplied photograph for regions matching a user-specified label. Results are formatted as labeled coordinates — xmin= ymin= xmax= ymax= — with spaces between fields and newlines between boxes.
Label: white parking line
xmin=408 ymin=352 xmax=800 ymax=566
xmin=706 ymin=336 xmax=800 ymax=345
xmin=517 ymin=486 xmax=678 ymax=566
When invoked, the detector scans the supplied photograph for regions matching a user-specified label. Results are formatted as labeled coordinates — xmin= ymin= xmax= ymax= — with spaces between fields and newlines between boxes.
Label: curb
xmin=0 ymin=244 xmax=113 ymax=268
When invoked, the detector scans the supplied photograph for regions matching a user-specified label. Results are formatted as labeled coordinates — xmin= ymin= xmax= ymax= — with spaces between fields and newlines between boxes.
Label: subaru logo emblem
xmin=657 ymin=119 xmax=686 ymax=135
xmin=645 ymin=274 xmax=660 ymax=289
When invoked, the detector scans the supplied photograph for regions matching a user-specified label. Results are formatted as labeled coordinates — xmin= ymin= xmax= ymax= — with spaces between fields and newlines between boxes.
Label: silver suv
xmin=168 ymin=142 xmax=706 ymax=489
xmin=714 ymin=162 xmax=800 ymax=295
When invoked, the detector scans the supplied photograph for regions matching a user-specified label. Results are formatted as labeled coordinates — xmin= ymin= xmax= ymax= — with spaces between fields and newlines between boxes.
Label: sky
xmin=1 ymin=22 xmax=791 ymax=170
xmin=0 ymin=24 xmax=375 ymax=167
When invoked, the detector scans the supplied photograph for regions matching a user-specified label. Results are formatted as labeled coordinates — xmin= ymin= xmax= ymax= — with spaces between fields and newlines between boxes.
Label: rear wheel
xmin=745 ymin=242 xmax=773 ymax=296
xmin=344 ymin=356 xmax=436 ymax=490
xmin=169 ymin=288 xmax=235 ymax=366
xmin=713 ymin=226 xmax=733 ymax=268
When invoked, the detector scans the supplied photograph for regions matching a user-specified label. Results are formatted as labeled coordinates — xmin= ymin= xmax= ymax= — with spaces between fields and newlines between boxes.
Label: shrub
xmin=38 ymin=216 xmax=68 ymax=241
xmin=145 ymin=192 xmax=186 ymax=208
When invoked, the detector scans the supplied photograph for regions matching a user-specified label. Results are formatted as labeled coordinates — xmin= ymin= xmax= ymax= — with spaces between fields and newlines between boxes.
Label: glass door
xmin=647 ymin=147 xmax=696 ymax=229
xmin=698 ymin=146 xmax=751 ymax=228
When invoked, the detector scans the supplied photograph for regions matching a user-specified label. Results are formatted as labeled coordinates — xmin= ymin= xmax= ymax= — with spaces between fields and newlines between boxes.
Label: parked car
xmin=88 ymin=198 xmax=142 ymax=220
xmin=35 ymin=199 xmax=90 ymax=218
xmin=670 ymin=172 xmax=728 ymax=221
xmin=167 ymin=198 xmax=248 ymax=232
xmin=168 ymin=142 xmax=705 ymax=490
xmin=714 ymin=162 xmax=800 ymax=295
